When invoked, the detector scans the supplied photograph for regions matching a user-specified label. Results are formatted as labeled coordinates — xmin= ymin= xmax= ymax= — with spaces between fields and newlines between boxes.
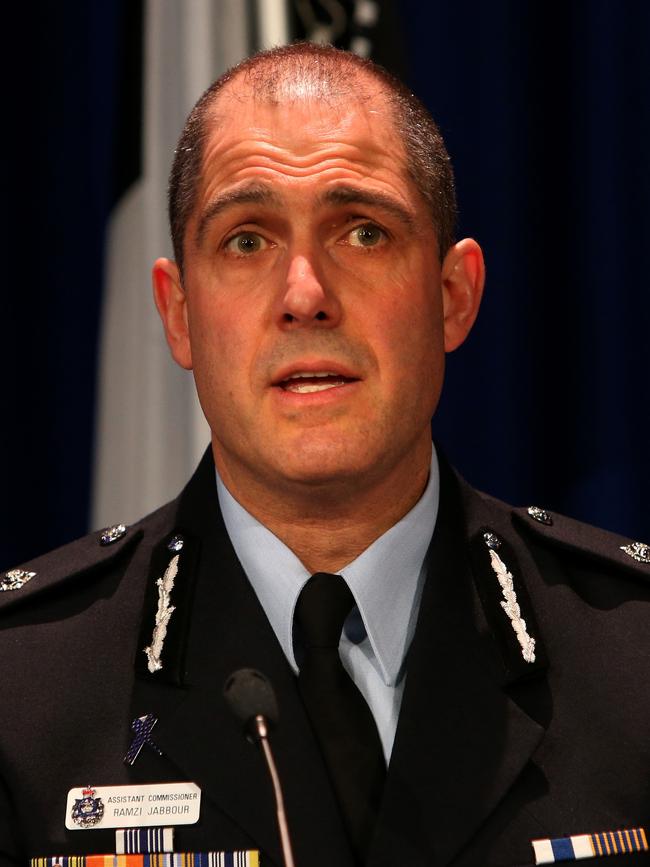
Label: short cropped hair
xmin=169 ymin=42 xmax=457 ymax=277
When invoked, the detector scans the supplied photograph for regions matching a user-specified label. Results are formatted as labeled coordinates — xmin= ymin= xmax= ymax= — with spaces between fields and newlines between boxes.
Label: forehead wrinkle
xmin=319 ymin=186 xmax=417 ymax=231
xmin=195 ymin=182 xmax=283 ymax=245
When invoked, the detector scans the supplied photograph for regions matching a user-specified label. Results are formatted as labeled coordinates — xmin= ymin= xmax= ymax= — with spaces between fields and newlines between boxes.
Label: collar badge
xmin=167 ymin=534 xmax=184 ymax=552
xmin=483 ymin=531 xmax=501 ymax=550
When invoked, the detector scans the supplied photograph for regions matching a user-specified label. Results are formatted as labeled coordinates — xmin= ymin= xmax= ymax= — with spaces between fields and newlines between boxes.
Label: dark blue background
xmin=400 ymin=1 xmax=649 ymax=536
xmin=3 ymin=1 xmax=649 ymax=570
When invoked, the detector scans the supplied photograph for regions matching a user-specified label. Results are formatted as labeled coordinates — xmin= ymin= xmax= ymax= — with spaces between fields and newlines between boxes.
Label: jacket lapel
xmin=372 ymin=460 xmax=548 ymax=866
xmin=127 ymin=449 xmax=549 ymax=866
xmin=128 ymin=450 xmax=355 ymax=867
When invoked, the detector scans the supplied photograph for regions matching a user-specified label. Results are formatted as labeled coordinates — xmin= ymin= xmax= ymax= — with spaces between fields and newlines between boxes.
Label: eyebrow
xmin=195 ymin=181 xmax=418 ymax=246
xmin=317 ymin=186 xmax=417 ymax=229
xmin=196 ymin=183 xmax=282 ymax=244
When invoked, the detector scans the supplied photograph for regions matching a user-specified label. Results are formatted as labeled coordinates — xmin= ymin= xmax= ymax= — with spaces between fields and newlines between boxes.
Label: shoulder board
xmin=512 ymin=505 xmax=650 ymax=580
xmin=0 ymin=501 xmax=176 ymax=612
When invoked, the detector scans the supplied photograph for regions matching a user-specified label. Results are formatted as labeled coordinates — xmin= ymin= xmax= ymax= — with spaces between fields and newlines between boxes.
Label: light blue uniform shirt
xmin=216 ymin=447 xmax=439 ymax=762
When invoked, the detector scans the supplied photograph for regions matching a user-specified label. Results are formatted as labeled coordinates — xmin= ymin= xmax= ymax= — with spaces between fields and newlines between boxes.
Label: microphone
xmin=223 ymin=669 xmax=296 ymax=867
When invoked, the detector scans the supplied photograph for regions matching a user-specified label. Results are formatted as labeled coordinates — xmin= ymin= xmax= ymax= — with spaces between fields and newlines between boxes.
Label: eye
xmin=346 ymin=223 xmax=385 ymax=248
xmin=224 ymin=231 xmax=270 ymax=255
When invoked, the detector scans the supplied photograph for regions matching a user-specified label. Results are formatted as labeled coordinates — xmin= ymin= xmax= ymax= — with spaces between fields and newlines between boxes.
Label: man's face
xmin=155 ymin=79 xmax=482 ymax=497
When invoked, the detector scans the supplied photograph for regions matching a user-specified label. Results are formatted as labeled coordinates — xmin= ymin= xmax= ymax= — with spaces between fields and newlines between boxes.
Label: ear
xmin=440 ymin=238 xmax=485 ymax=353
xmin=152 ymin=258 xmax=193 ymax=370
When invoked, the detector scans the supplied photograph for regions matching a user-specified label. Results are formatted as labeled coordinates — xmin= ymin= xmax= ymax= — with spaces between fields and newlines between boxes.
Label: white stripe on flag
xmin=93 ymin=1 xmax=290 ymax=529
xmin=256 ymin=0 xmax=291 ymax=49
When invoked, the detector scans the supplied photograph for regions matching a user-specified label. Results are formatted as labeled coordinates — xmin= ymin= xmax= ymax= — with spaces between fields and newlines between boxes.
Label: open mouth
xmin=277 ymin=371 xmax=357 ymax=394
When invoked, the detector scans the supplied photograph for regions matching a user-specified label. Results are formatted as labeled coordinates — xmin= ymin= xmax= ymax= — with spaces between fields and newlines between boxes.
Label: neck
xmin=213 ymin=440 xmax=432 ymax=573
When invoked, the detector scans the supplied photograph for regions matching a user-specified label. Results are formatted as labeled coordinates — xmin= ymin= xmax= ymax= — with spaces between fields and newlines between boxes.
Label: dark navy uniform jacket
xmin=0 ymin=449 xmax=648 ymax=866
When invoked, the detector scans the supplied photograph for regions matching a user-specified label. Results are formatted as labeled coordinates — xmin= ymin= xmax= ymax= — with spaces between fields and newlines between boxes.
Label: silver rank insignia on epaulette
xmin=483 ymin=532 xmax=536 ymax=663
xmin=100 ymin=523 xmax=127 ymax=545
xmin=528 ymin=506 xmax=553 ymax=525
xmin=620 ymin=540 xmax=650 ymax=563
xmin=1 ymin=568 xmax=36 ymax=591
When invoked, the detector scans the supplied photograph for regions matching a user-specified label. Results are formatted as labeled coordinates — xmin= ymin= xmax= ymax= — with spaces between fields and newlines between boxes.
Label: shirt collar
xmin=216 ymin=447 xmax=439 ymax=686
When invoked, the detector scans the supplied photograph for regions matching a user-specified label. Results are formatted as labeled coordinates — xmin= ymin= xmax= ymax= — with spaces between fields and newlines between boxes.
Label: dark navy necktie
xmin=295 ymin=572 xmax=386 ymax=863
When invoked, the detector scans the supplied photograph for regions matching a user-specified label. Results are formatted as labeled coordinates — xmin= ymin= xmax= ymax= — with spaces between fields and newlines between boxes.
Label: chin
xmin=265 ymin=438 xmax=385 ymax=489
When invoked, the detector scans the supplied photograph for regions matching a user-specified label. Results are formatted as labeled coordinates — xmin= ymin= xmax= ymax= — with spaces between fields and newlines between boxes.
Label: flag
xmin=92 ymin=0 xmax=291 ymax=529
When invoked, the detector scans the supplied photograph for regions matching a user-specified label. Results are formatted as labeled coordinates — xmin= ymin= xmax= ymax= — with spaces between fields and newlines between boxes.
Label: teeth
xmin=284 ymin=381 xmax=344 ymax=393
xmin=284 ymin=371 xmax=336 ymax=380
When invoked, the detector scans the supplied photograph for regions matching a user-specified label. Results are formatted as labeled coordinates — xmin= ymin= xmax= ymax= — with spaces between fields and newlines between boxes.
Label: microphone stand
xmin=253 ymin=714 xmax=296 ymax=867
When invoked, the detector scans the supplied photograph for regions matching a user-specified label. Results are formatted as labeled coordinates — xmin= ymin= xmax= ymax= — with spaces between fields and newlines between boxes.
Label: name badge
xmin=65 ymin=782 xmax=201 ymax=830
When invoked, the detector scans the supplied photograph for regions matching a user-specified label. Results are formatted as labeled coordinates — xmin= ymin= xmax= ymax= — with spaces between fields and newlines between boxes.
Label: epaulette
xmin=0 ymin=501 xmax=175 ymax=612
xmin=512 ymin=504 xmax=650 ymax=579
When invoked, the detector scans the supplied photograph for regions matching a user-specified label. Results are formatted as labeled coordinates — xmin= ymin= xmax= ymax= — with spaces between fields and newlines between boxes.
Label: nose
xmin=280 ymin=254 xmax=341 ymax=326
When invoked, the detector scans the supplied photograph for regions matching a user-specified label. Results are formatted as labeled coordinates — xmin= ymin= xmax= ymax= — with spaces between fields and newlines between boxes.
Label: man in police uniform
xmin=0 ymin=43 xmax=648 ymax=867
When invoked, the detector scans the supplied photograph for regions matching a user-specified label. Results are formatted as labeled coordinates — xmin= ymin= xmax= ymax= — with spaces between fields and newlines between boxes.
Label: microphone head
xmin=223 ymin=668 xmax=279 ymax=741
